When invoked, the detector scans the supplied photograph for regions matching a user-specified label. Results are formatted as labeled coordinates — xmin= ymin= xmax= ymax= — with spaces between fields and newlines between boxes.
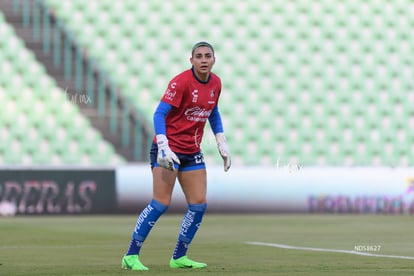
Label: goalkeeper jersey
xmin=158 ymin=67 xmax=222 ymax=154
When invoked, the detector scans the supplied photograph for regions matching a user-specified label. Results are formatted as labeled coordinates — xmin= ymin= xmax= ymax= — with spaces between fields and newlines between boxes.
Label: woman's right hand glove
xmin=156 ymin=134 xmax=180 ymax=171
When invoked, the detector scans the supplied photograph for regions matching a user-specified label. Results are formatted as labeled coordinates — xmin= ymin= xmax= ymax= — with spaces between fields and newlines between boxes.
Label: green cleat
xmin=170 ymin=256 xmax=207 ymax=269
xmin=121 ymin=254 xmax=149 ymax=271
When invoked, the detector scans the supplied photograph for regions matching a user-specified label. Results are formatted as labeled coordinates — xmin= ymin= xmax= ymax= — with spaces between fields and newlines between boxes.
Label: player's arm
xmin=153 ymin=101 xmax=180 ymax=171
xmin=208 ymin=106 xmax=231 ymax=172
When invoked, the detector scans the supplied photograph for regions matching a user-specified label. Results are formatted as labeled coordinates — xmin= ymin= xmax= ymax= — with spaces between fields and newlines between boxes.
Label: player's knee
xmin=188 ymin=202 xmax=207 ymax=213
xmin=152 ymin=196 xmax=172 ymax=207
xmin=187 ymin=197 xmax=207 ymax=205
xmin=150 ymin=199 xmax=169 ymax=213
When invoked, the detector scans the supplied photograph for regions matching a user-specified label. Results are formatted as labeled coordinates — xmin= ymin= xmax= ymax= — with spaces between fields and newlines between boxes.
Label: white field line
xmin=246 ymin=241 xmax=414 ymax=260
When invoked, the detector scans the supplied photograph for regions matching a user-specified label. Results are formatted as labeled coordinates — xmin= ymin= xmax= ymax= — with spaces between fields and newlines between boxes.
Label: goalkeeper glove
xmin=215 ymin=133 xmax=231 ymax=172
xmin=156 ymin=134 xmax=180 ymax=171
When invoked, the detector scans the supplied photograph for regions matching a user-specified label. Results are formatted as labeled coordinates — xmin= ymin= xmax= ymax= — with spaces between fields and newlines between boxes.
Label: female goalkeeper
xmin=121 ymin=41 xmax=231 ymax=271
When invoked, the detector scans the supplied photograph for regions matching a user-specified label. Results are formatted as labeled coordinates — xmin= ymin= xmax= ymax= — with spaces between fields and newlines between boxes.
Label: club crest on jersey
xmin=192 ymin=89 xmax=199 ymax=103
xmin=208 ymin=90 xmax=216 ymax=104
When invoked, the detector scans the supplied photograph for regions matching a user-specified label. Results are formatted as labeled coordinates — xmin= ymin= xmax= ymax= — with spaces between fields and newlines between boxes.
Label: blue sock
xmin=126 ymin=199 xmax=168 ymax=255
xmin=173 ymin=203 xmax=207 ymax=259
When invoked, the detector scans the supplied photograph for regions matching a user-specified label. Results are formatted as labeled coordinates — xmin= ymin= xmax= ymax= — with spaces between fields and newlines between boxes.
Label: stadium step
xmin=0 ymin=0 xmax=148 ymax=161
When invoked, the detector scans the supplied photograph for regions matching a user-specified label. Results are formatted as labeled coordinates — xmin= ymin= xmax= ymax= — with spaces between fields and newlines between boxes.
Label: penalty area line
xmin=246 ymin=241 xmax=414 ymax=260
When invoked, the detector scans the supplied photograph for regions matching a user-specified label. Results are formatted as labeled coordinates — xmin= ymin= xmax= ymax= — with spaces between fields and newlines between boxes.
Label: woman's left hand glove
xmin=215 ymin=133 xmax=231 ymax=172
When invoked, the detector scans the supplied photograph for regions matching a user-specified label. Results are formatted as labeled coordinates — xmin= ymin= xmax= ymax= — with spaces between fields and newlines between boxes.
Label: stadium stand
xmin=4 ymin=0 xmax=414 ymax=166
xmin=0 ymin=11 xmax=124 ymax=165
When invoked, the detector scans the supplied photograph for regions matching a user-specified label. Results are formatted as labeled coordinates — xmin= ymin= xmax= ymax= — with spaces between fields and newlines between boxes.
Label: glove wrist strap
xmin=156 ymin=134 xmax=168 ymax=147
xmin=215 ymin=133 xmax=226 ymax=144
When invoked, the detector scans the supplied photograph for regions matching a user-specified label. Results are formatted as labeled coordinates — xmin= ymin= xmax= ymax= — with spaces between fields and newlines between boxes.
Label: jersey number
xmin=194 ymin=154 xmax=204 ymax=164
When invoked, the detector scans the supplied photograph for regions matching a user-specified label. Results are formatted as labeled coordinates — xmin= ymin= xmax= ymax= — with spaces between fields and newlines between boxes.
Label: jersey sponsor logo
xmin=184 ymin=106 xmax=212 ymax=122
xmin=193 ymin=128 xmax=201 ymax=148
xmin=191 ymin=89 xmax=199 ymax=103
xmin=164 ymin=89 xmax=176 ymax=101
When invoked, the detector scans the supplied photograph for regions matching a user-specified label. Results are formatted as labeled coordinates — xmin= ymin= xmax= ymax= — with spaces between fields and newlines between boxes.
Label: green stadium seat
xmin=0 ymin=10 xmax=126 ymax=165
xmin=37 ymin=0 xmax=414 ymax=166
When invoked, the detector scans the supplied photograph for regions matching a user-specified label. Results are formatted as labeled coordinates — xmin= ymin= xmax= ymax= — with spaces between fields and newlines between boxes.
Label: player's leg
xmin=152 ymin=166 xmax=178 ymax=206
xmin=170 ymin=167 xmax=208 ymax=268
xmin=122 ymin=167 xmax=177 ymax=270
xmin=122 ymin=145 xmax=178 ymax=270
xmin=178 ymin=168 xmax=207 ymax=204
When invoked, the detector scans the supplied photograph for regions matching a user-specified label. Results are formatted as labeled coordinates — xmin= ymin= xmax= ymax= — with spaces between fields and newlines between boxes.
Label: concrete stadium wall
xmin=117 ymin=165 xmax=414 ymax=214
xmin=0 ymin=166 xmax=413 ymax=215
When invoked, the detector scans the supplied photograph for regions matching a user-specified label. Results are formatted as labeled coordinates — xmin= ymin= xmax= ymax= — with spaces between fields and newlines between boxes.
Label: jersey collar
xmin=191 ymin=66 xmax=210 ymax=84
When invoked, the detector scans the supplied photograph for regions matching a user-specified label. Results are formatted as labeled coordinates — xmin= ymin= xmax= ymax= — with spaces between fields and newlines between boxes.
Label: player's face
xmin=190 ymin=46 xmax=215 ymax=81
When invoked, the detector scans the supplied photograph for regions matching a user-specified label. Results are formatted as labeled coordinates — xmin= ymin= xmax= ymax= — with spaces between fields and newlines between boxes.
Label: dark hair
xmin=191 ymin=41 xmax=215 ymax=56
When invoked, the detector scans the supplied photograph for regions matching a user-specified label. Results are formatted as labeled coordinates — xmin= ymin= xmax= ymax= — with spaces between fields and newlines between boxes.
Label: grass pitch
xmin=1 ymin=214 xmax=414 ymax=275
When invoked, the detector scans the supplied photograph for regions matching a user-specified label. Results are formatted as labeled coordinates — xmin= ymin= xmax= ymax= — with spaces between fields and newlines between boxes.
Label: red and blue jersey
xmin=158 ymin=68 xmax=222 ymax=154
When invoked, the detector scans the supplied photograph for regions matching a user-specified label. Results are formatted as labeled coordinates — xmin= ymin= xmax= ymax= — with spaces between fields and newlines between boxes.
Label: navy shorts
xmin=150 ymin=142 xmax=206 ymax=172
